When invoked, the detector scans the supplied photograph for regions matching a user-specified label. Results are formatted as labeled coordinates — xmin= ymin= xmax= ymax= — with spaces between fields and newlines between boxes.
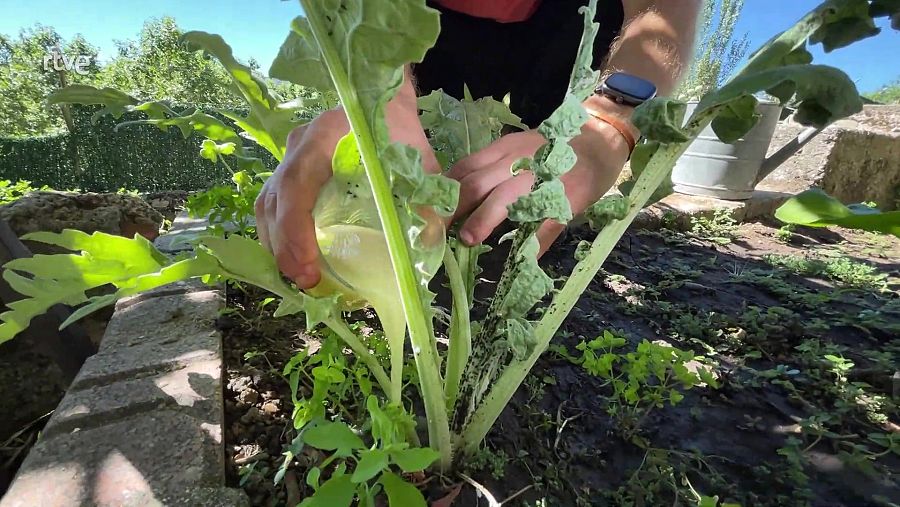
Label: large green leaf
xmin=774 ymin=189 xmax=900 ymax=237
xmin=389 ymin=447 xmax=440 ymax=473
xmin=46 ymin=85 xmax=139 ymax=120
xmin=0 ymin=230 xmax=175 ymax=344
xmin=418 ymin=88 xmax=526 ymax=167
xmin=302 ymin=420 xmax=366 ymax=457
xmin=506 ymin=0 xmax=599 ymax=226
xmin=182 ymin=31 xmax=302 ymax=161
xmin=270 ymin=3 xmax=439 ymax=136
xmin=379 ymin=471 xmax=426 ymax=507
xmin=298 ymin=474 xmax=355 ymax=507
xmin=700 ymin=64 xmax=862 ymax=130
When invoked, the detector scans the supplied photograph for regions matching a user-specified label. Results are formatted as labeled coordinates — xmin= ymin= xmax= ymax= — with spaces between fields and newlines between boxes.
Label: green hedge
xmin=0 ymin=105 xmax=278 ymax=192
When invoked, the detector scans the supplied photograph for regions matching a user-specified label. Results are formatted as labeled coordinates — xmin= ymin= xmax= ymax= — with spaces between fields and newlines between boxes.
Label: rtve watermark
xmin=43 ymin=49 xmax=93 ymax=75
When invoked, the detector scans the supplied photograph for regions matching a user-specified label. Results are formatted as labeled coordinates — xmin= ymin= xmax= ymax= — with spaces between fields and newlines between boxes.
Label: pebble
xmin=239 ymin=388 xmax=259 ymax=404
xmin=261 ymin=400 xmax=280 ymax=415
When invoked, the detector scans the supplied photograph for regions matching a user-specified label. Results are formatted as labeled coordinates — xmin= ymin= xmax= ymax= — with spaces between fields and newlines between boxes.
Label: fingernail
xmin=460 ymin=229 xmax=476 ymax=246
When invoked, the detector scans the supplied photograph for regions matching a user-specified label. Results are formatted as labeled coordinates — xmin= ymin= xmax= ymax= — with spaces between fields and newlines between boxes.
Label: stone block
xmin=115 ymin=279 xmax=217 ymax=311
xmin=759 ymin=105 xmax=900 ymax=210
xmin=44 ymin=359 xmax=222 ymax=439
xmin=1 ymin=410 xmax=225 ymax=507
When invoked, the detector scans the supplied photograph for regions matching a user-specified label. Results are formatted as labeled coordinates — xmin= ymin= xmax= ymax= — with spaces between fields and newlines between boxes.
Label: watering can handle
xmin=755 ymin=125 xmax=822 ymax=184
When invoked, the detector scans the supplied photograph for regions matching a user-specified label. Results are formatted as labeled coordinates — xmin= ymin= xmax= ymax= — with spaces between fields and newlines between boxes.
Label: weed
xmin=690 ymin=209 xmax=739 ymax=245
xmin=570 ymin=330 xmax=718 ymax=437
xmin=776 ymin=224 xmax=795 ymax=243
xmin=465 ymin=447 xmax=509 ymax=480
xmin=763 ymin=254 xmax=888 ymax=290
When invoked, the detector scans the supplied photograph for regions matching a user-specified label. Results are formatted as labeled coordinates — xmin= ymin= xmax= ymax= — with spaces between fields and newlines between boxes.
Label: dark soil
xmin=222 ymin=219 xmax=899 ymax=507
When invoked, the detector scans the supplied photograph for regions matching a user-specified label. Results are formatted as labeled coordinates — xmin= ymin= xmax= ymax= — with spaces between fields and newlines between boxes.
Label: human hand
xmin=255 ymin=79 xmax=439 ymax=289
xmin=448 ymin=108 xmax=631 ymax=255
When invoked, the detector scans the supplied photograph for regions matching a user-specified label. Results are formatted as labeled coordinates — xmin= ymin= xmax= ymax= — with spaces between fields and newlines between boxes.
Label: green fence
xmin=0 ymin=105 xmax=278 ymax=192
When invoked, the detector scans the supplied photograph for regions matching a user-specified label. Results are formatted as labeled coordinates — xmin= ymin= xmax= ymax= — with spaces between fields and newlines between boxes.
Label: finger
xmin=271 ymin=151 xmax=332 ymax=289
xmin=255 ymin=187 xmax=276 ymax=252
xmin=452 ymin=164 xmax=518 ymax=222
xmin=536 ymin=220 xmax=566 ymax=258
xmin=446 ymin=144 xmax=506 ymax=181
xmin=460 ymin=173 xmax=534 ymax=245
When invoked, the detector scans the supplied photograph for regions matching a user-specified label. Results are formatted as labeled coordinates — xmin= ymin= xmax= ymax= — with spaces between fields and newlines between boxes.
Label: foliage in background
xmin=0 ymin=17 xmax=318 ymax=140
xmin=0 ymin=25 xmax=100 ymax=137
xmin=0 ymin=179 xmax=48 ymax=206
xmin=677 ymin=0 xmax=750 ymax=100
xmin=0 ymin=104 xmax=258 ymax=192
xmin=863 ymin=76 xmax=900 ymax=104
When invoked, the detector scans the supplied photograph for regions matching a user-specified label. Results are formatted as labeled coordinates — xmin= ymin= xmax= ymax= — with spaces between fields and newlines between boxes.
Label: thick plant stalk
xmin=300 ymin=0 xmax=453 ymax=470
xmin=442 ymin=247 xmax=472 ymax=411
xmin=460 ymin=111 xmax=717 ymax=453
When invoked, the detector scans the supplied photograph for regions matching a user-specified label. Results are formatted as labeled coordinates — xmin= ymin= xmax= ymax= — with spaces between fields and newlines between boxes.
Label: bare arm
xmin=451 ymin=0 xmax=703 ymax=254
xmin=583 ymin=0 xmax=703 ymax=138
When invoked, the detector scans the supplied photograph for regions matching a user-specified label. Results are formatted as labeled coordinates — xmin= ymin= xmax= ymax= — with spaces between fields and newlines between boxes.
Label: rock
xmin=238 ymin=388 xmax=259 ymax=405
xmin=261 ymin=400 xmax=280 ymax=416
xmin=0 ymin=191 xmax=164 ymax=242
xmin=141 ymin=190 xmax=189 ymax=221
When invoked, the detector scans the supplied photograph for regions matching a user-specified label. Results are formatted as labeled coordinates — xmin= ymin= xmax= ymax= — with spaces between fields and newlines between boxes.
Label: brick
xmin=115 ymin=279 xmax=218 ymax=311
xmin=1 ymin=410 xmax=226 ymax=507
xmin=102 ymin=290 xmax=222 ymax=351
xmin=44 ymin=359 xmax=222 ymax=439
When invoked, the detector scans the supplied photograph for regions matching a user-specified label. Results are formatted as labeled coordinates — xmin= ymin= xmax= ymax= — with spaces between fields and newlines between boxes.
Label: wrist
xmin=581 ymin=95 xmax=639 ymax=159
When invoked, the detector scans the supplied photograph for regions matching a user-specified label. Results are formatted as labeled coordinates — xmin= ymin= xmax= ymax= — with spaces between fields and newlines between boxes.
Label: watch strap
xmin=584 ymin=106 xmax=637 ymax=155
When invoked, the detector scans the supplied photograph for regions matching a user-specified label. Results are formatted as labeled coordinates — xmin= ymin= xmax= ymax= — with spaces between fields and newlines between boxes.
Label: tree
xmin=95 ymin=17 xmax=241 ymax=108
xmin=677 ymin=0 xmax=750 ymax=100
xmin=0 ymin=26 xmax=100 ymax=138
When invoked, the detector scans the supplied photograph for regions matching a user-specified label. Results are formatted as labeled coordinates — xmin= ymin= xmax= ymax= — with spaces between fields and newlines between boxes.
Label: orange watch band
xmin=584 ymin=107 xmax=638 ymax=154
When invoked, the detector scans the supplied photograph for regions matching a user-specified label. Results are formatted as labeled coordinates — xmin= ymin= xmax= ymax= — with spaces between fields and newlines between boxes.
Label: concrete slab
xmin=1 ymin=410 xmax=224 ymax=507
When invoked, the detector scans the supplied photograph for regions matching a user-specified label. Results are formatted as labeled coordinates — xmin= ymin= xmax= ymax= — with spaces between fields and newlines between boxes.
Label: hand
xmin=448 ymin=110 xmax=631 ymax=255
xmin=256 ymin=76 xmax=438 ymax=289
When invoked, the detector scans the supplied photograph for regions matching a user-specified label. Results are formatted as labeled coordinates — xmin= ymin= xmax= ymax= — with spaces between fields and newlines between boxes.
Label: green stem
xmin=459 ymin=112 xmax=717 ymax=454
xmin=442 ymin=246 xmax=472 ymax=412
xmin=322 ymin=316 xmax=393 ymax=397
xmin=300 ymin=0 xmax=452 ymax=470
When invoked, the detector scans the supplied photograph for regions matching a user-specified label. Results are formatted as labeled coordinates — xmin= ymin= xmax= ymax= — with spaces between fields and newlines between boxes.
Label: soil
xmin=222 ymin=219 xmax=899 ymax=507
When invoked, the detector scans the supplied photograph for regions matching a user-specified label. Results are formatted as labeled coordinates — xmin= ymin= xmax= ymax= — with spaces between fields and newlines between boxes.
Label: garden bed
xmin=222 ymin=218 xmax=898 ymax=506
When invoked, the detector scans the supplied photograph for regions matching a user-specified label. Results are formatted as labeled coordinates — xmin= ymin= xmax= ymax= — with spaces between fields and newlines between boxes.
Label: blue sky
xmin=0 ymin=0 xmax=897 ymax=92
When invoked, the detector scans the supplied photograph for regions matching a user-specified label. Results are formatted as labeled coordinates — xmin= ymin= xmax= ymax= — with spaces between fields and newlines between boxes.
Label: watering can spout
xmin=755 ymin=125 xmax=822 ymax=185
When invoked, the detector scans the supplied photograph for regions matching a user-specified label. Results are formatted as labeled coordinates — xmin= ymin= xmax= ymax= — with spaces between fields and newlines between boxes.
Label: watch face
xmin=606 ymin=72 xmax=657 ymax=101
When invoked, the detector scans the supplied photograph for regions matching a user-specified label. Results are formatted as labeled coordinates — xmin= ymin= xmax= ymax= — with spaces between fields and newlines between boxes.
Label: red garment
xmin=434 ymin=0 xmax=543 ymax=22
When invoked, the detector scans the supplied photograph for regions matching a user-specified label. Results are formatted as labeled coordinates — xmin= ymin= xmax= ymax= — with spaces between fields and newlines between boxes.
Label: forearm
xmin=604 ymin=0 xmax=702 ymax=95
xmin=581 ymin=0 xmax=701 ymax=141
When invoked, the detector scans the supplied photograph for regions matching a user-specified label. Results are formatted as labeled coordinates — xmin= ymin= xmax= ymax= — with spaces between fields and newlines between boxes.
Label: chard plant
xmin=1 ymin=0 xmax=897 ymax=502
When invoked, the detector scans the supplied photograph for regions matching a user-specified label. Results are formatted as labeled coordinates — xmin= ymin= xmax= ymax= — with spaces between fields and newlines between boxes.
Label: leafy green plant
xmin=775 ymin=188 xmax=900 ymax=237
xmin=690 ymin=209 xmax=739 ymax=244
xmin=1 ymin=3 xmax=896 ymax=504
xmin=763 ymin=253 xmax=888 ymax=290
xmin=0 ymin=179 xmax=49 ymax=205
xmin=291 ymin=396 xmax=439 ymax=507
xmin=571 ymin=330 xmax=718 ymax=437
xmin=776 ymin=224 xmax=795 ymax=243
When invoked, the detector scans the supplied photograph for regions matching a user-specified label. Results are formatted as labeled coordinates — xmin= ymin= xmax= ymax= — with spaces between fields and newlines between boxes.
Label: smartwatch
xmin=595 ymin=72 xmax=657 ymax=107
